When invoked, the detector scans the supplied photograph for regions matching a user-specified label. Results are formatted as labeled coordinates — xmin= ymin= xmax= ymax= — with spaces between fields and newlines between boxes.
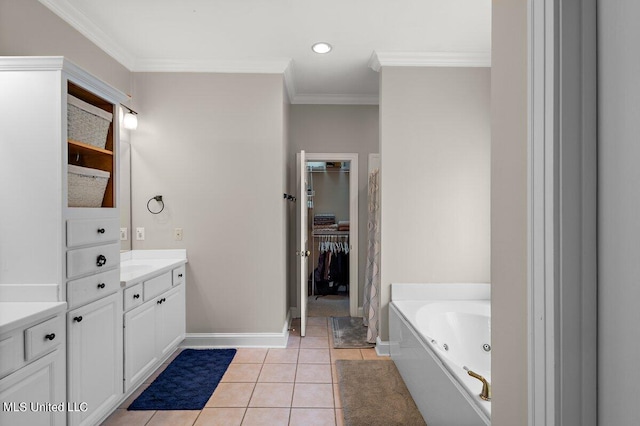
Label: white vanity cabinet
xmin=67 ymin=293 xmax=122 ymax=426
xmin=123 ymin=300 xmax=157 ymax=388
xmin=123 ymin=265 xmax=186 ymax=392
xmin=0 ymin=308 xmax=66 ymax=426
xmin=156 ymin=284 xmax=185 ymax=357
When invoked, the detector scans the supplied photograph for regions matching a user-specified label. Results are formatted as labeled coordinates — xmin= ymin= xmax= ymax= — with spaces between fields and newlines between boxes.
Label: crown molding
xmin=281 ymin=64 xmax=378 ymax=105
xmin=38 ymin=0 xmax=136 ymax=69
xmin=133 ymin=58 xmax=292 ymax=74
xmin=63 ymin=57 xmax=129 ymax=103
xmin=0 ymin=56 xmax=65 ymax=71
xmin=369 ymin=51 xmax=491 ymax=72
xmin=291 ymin=93 xmax=379 ymax=105
xmin=0 ymin=56 xmax=128 ymax=103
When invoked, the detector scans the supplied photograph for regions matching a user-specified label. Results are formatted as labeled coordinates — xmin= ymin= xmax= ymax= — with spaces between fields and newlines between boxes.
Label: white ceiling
xmin=40 ymin=0 xmax=491 ymax=104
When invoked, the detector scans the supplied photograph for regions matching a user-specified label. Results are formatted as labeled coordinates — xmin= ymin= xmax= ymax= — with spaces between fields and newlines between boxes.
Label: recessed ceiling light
xmin=312 ymin=42 xmax=332 ymax=54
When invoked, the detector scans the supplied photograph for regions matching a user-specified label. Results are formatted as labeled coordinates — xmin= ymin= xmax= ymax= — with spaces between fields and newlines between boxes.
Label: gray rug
xmin=330 ymin=316 xmax=374 ymax=348
xmin=336 ymin=360 xmax=427 ymax=426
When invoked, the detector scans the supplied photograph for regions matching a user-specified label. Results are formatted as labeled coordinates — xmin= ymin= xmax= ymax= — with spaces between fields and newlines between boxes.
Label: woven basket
xmin=67 ymin=95 xmax=113 ymax=149
xmin=68 ymin=165 xmax=110 ymax=207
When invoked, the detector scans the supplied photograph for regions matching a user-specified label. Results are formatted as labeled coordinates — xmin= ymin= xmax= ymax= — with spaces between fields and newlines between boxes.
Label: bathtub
xmin=389 ymin=283 xmax=491 ymax=426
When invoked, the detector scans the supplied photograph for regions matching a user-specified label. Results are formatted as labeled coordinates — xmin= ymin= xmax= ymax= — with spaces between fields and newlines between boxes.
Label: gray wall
xmin=0 ymin=0 xmax=131 ymax=94
xmin=379 ymin=67 xmax=491 ymax=341
xmin=491 ymin=0 xmax=528 ymax=424
xmin=287 ymin=105 xmax=379 ymax=312
xmin=598 ymin=0 xmax=640 ymax=423
xmin=131 ymin=72 xmax=288 ymax=334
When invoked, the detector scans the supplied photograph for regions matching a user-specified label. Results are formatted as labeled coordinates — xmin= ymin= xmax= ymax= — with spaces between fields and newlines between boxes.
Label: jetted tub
xmin=389 ymin=283 xmax=491 ymax=426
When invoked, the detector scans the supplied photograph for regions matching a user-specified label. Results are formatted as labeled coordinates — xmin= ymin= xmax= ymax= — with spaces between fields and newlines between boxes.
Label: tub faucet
xmin=465 ymin=368 xmax=491 ymax=401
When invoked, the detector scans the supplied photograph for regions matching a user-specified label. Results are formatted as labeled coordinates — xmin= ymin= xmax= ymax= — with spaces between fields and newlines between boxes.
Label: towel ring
xmin=147 ymin=195 xmax=164 ymax=214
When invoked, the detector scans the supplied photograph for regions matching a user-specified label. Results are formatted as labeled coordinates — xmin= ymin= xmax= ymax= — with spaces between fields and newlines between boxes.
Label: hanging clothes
xmin=312 ymin=235 xmax=349 ymax=297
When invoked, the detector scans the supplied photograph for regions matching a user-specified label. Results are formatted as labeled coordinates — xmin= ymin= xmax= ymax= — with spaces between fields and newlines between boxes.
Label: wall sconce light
xmin=121 ymin=104 xmax=138 ymax=130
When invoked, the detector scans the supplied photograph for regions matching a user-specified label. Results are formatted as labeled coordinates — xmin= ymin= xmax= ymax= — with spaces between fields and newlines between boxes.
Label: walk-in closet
xmin=306 ymin=161 xmax=351 ymax=317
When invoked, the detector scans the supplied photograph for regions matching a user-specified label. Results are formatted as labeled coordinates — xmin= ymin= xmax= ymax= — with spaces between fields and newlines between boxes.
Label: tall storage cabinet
xmin=67 ymin=293 xmax=122 ymax=426
xmin=0 ymin=57 xmax=128 ymax=426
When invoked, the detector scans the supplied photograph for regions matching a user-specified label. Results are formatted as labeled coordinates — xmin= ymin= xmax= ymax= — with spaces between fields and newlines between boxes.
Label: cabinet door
xmin=156 ymin=285 xmax=186 ymax=358
xmin=124 ymin=301 xmax=158 ymax=391
xmin=0 ymin=348 xmax=65 ymax=426
xmin=67 ymin=292 xmax=122 ymax=426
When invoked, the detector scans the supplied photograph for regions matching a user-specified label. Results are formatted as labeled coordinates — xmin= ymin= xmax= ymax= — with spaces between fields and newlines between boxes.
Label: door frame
xmin=302 ymin=152 xmax=359 ymax=317
xmin=527 ymin=0 xmax=597 ymax=424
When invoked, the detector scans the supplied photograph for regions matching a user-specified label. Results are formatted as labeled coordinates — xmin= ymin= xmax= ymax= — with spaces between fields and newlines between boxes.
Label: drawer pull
xmin=162 ymin=298 xmax=166 ymax=302
xmin=178 ymin=273 xmax=183 ymax=278
xmin=97 ymin=283 xmax=106 ymax=289
xmin=96 ymin=254 xmax=107 ymax=267
xmin=157 ymin=299 xmax=162 ymax=305
xmin=157 ymin=297 xmax=166 ymax=305
xmin=133 ymin=294 xmax=140 ymax=299
xmin=45 ymin=333 xmax=56 ymax=341
xmin=97 ymin=228 xmax=106 ymax=234
xmin=74 ymin=316 xmax=83 ymax=323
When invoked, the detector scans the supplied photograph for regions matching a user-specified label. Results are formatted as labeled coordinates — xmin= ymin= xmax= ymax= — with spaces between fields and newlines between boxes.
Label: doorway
xmin=297 ymin=153 xmax=359 ymax=331
xmin=307 ymin=159 xmax=351 ymax=317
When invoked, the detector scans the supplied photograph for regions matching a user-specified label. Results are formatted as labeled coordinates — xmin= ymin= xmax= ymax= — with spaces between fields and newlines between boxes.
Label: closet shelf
xmin=68 ymin=139 xmax=114 ymax=156
xmin=312 ymin=231 xmax=350 ymax=236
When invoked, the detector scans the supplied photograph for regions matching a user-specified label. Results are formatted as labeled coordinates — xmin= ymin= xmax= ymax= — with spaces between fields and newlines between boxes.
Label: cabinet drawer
xmin=67 ymin=218 xmax=120 ymax=248
xmin=24 ymin=315 xmax=64 ymax=362
xmin=124 ymin=283 xmax=143 ymax=312
xmin=172 ymin=266 xmax=185 ymax=286
xmin=67 ymin=243 xmax=120 ymax=279
xmin=143 ymin=272 xmax=172 ymax=301
xmin=67 ymin=268 xmax=120 ymax=308
xmin=0 ymin=330 xmax=22 ymax=379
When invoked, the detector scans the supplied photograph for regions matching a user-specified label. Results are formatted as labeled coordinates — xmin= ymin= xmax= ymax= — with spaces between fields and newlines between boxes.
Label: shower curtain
xmin=363 ymin=168 xmax=380 ymax=344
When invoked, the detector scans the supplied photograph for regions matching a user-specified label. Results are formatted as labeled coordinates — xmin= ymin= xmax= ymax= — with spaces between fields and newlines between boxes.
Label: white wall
xmin=598 ymin=0 xmax=640 ymax=423
xmin=287 ymin=105 xmax=379 ymax=310
xmin=491 ymin=0 xmax=528 ymax=424
xmin=131 ymin=72 xmax=288 ymax=334
xmin=379 ymin=67 xmax=491 ymax=341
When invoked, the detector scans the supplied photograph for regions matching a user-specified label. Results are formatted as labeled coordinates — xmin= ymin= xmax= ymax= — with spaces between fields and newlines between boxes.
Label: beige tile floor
xmin=101 ymin=316 xmax=389 ymax=426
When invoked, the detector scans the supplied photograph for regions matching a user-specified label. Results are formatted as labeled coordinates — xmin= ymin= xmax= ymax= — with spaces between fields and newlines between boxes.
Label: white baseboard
xmin=183 ymin=316 xmax=291 ymax=349
xmin=375 ymin=337 xmax=391 ymax=356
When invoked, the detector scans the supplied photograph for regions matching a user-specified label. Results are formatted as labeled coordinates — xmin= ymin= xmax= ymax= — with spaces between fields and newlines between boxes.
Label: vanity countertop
xmin=120 ymin=249 xmax=188 ymax=288
xmin=0 ymin=301 xmax=67 ymax=335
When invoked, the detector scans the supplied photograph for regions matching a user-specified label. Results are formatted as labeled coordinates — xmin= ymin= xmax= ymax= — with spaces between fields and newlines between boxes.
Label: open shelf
xmin=68 ymin=139 xmax=113 ymax=156
xmin=67 ymin=82 xmax=116 ymax=208
xmin=68 ymin=140 xmax=114 ymax=172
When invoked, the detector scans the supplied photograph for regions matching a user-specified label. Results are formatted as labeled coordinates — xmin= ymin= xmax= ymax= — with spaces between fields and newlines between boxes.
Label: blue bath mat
xmin=128 ymin=348 xmax=237 ymax=410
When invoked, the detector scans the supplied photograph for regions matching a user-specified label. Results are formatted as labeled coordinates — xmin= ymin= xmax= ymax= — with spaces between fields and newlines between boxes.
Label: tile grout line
xmin=109 ymin=318 xmax=376 ymax=426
